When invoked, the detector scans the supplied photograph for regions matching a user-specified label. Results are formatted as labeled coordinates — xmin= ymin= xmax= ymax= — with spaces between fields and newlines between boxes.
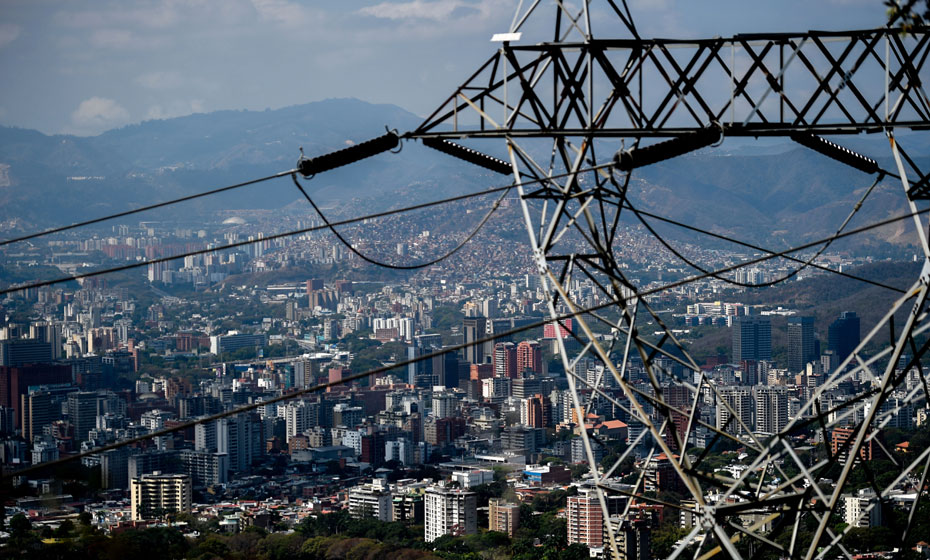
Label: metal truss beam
xmin=413 ymin=29 xmax=930 ymax=139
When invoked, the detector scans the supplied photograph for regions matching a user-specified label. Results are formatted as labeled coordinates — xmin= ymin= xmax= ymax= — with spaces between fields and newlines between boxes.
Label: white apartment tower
xmin=424 ymin=485 xmax=477 ymax=542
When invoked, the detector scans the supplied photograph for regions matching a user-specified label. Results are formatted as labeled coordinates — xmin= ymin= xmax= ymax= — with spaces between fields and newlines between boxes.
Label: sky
xmin=0 ymin=0 xmax=890 ymax=136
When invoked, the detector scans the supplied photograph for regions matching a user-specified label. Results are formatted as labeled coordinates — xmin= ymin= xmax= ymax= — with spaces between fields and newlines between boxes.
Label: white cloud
xmin=71 ymin=97 xmax=131 ymax=133
xmin=358 ymin=0 xmax=493 ymax=22
xmin=0 ymin=24 xmax=20 ymax=48
xmin=145 ymin=99 xmax=206 ymax=121
xmin=250 ymin=0 xmax=314 ymax=26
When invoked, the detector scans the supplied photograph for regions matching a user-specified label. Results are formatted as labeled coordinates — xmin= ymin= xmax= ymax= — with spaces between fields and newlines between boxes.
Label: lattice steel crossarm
xmin=412 ymin=28 xmax=930 ymax=139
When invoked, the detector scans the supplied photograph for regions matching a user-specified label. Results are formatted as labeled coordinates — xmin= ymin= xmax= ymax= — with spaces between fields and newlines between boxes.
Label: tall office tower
xmin=716 ymin=386 xmax=754 ymax=436
xmin=0 ymin=365 xmax=72 ymax=429
xmin=21 ymin=384 xmax=75 ymax=441
xmin=67 ymin=391 xmax=102 ymax=442
xmin=424 ymin=485 xmax=477 ymax=542
xmin=179 ymin=450 xmax=229 ymax=487
xmin=566 ymin=490 xmax=604 ymax=548
xmin=489 ymin=498 xmax=520 ymax=537
xmin=732 ymin=316 xmax=772 ymax=363
xmin=828 ymin=311 xmax=861 ymax=364
xmin=30 ymin=322 xmax=62 ymax=361
xmin=407 ymin=343 xmax=421 ymax=386
xmin=516 ymin=340 xmax=542 ymax=375
xmin=494 ymin=342 xmax=517 ymax=379
xmin=101 ymin=447 xmax=130 ymax=490
xmin=0 ymin=339 xmax=52 ymax=367
xmin=787 ymin=316 xmax=817 ymax=373
xmin=754 ymin=385 xmax=789 ymax=434
xmin=463 ymin=317 xmax=488 ymax=364
xmin=130 ymin=472 xmax=192 ymax=521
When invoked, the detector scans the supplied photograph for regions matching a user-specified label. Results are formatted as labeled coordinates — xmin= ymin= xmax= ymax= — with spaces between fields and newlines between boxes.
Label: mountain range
xmin=0 ymin=98 xmax=926 ymax=254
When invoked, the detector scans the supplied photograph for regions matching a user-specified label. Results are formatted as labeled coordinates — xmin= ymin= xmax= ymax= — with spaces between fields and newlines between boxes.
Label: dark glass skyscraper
xmin=732 ymin=316 xmax=772 ymax=363
xmin=828 ymin=311 xmax=860 ymax=364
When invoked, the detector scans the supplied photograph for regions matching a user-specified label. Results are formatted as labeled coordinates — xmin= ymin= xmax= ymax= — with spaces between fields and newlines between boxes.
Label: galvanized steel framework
xmin=410 ymin=2 xmax=930 ymax=558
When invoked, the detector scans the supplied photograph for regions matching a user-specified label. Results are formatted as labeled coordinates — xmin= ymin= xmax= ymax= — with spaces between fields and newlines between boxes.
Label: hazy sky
xmin=0 ymin=0 xmax=888 ymax=136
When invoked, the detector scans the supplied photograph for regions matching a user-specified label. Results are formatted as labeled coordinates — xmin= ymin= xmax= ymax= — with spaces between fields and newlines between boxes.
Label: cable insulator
xmin=421 ymin=137 xmax=513 ymax=175
xmin=297 ymin=131 xmax=400 ymax=177
xmin=790 ymin=132 xmax=878 ymax=174
xmin=613 ymin=126 xmax=721 ymax=171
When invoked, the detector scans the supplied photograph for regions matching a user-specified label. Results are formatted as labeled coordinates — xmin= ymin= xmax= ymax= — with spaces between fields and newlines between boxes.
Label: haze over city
xmin=1 ymin=2 xmax=929 ymax=560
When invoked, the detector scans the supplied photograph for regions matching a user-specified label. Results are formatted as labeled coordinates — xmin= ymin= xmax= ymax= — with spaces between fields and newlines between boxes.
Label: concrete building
xmin=130 ymin=472 xmax=192 ymax=521
xmin=842 ymin=488 xmax=883 ymax=528
xmin=787 ymin=316 xmax=816 ymax=373
xmin=424 ymin=485 xmax=477 ymax=542
xmin=567 ymin=489 xmax=603 ymax=548
xmin=754 ymin=385 xmax=789 ymax=434
xmin=489 ymin=498 xmax=520 ymax=537
xmin=716 ymin=386 xmax=754 ymax=436
xmin=209 ymin=331 xmax=266 ymax=355
xmin=348 ymin=479 xmax=393 ymax=522
xmin=451 ymin=469 xmax=494 ymax=488
xmin=732 ymin=316 xmax=772 ymax=363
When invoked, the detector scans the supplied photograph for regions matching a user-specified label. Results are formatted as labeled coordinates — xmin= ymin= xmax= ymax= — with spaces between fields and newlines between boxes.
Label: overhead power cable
xmin=7 ymin=206 xmax=928 ymax=478
xmin=292 ymin=173 xmax=510 ymax=270
xmin=625 ymin=172 xmax=887 ymax=290
xmin=620 ymin=202 xmax=905 ymax=294
xmin=0 ymin=169 xmax=299 ymax=248
xmin=0 ymin=163 xmax=611 ymax=296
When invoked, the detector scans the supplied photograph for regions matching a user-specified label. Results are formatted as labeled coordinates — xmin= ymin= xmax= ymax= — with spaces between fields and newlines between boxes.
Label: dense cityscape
xmin=0 ymin=199 xmax=926 ymax=560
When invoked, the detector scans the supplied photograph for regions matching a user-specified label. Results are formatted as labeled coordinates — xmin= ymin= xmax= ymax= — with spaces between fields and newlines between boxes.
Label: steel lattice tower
xmin=408 ymin=2 xmax=930 ymax=559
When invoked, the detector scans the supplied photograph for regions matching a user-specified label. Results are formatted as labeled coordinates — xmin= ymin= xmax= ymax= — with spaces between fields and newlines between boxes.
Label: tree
xmin=887 ymin=0 xmax=930 ymax=31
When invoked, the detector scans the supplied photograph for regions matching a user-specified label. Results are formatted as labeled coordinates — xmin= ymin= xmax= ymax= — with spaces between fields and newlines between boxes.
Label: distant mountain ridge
xmin=0 ymin=98 xmax=925 ymax=254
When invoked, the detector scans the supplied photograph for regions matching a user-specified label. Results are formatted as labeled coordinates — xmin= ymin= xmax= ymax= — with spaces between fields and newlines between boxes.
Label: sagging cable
xmin=790 ymin=132 xmax=879 ymax=174
xmin=421 ymin=137 xmax=513 ymax=175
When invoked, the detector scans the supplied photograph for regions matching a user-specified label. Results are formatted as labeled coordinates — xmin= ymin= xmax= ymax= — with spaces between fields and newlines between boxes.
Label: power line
xmin=6 ymin=205 xmax=928 ymax=478
xmin=0 ymin=169 xmax=298 ymax=248
xmin=624 ymin=173 xmax=899 ymax=291
xmin=620 ymin=203 xmax=906 ymax=293
xmin=632 ymin=205 xmax=930 ymax=298
xmin=292 ymin=173 xmax=511 ymax=270
xmin=0 ymin=163 xmax=612 ymax=296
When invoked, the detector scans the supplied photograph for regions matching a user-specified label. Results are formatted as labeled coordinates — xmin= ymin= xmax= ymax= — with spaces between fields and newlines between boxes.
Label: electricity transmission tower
xmin=407 ymin=3 xmax=930 ymax=559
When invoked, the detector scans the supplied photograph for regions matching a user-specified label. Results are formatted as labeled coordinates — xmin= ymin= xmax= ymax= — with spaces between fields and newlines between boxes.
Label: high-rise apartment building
xmin=130 ymin=472 xmax=191 ymax=521
xmin=754 ymin=385 xmax=789 ymax=434
xmin=716 ymin=386 xmax=754 ymax=436
xmin=567 ymin=490 xmax=603 ymax=548
xmin=493 ymin=342 xmax=517 ymax=378
xmin=516 ymin=341 xmax=542 ymax=375
xmin=489 ymin=498 xmax=520 ymax=537
xmin=424 ymin=485 xmax=477 ymax=542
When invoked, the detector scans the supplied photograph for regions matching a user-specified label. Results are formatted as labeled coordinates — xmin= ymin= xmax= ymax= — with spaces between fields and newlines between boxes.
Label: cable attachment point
xmin=297 ymin=131 xmax=401 ymax=178
xmin=386 ymin=127 xmax=404 ymax=154
xmin=612 ymin=126 xmax=721 ymax=172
